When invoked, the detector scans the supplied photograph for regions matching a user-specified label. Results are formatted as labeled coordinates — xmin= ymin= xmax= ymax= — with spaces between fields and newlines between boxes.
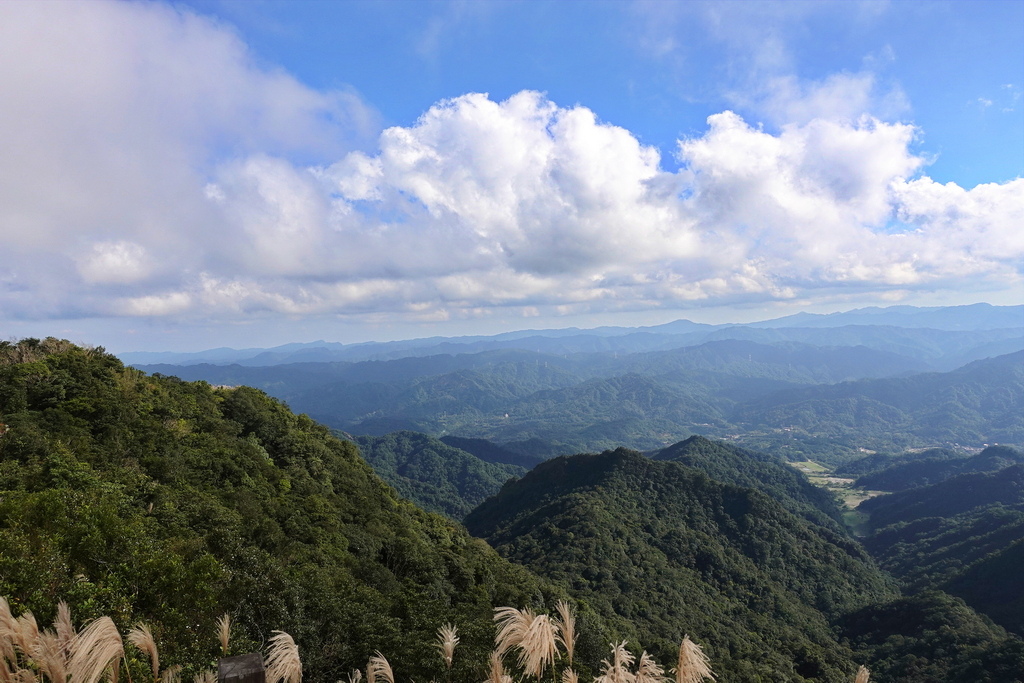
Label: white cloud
xmin=0 ymin=0 xmax=377 ymax=313
xmin=0 ymin=1 xmax=1019 ymax=332
xmin=77 ymin=241 xmax=153 ymax=285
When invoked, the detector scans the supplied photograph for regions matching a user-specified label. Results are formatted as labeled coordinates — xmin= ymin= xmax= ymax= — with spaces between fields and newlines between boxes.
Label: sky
xmin=1 ymin=0 xmax=1022 ymax=352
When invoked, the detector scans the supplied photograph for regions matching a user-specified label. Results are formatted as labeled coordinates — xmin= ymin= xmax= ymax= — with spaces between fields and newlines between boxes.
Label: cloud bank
xmin=1 ymin=1 xmax=1020 ymax=330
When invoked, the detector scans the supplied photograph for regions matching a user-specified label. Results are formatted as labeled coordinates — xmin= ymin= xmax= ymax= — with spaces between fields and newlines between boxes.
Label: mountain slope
xmin=350 ymin=431 xmax=525 ymax=520
xmin=0 ymin=339 xmax=569 ymax=681
xmin=855 ymin=444 xmax=1024 ymax=491
xmin=651 ymin=435 xmax=844 ymax=529
xmin=860 ymin=464 xmax=1024 ymax=530
xmin=735 ymin=351 xmax=1024 ymax=450
xmin=465 ymin=447 xmax=896 ymax=681
xmin=861 ymin=463 xmax=1024 ymax=637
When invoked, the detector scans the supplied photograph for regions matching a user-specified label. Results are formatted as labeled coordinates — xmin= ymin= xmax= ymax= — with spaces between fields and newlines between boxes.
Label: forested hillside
xmin=348 ymin=431 xmax=525 ymax=519
xmin=0 ymin=339 xmax=578 ymax=681
xmin=465 ymin=448 xmax=897 ymax=681
xmin=861 ymin=461 xmax=1024 ymax=638
xmin=853 ymin=444 xmax=1024 ymax=491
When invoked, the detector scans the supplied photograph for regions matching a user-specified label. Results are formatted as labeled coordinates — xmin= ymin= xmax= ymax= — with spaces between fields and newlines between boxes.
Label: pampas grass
xmin=595 ymin=642 xmax=635 ymax=683
xmin=673 ymin=637 xmax=713 ymax=683
xmin=68 ymin=616 xmax=123 ymax=683
xmin=0 ymin=594 xmax=726 ymax=683
xmin=553 ymin=602 xmax=575 ymax=667
xmin=160 ymin=664 xmax=182 ymax=683
xmin=54 ymin=603 xmax=75 ymax=658
xmin=635 ymin=652 xmax=666 ymax=683
xmin=367 ymin=652 xmax=394 ymax=683
xmin=127 ymin=623 xmax=159 ymax=682
xmin=492 ymin=608 xmax=558 ymax=681
xmin=216 ymin=615 xmax=231 ymax=657
xmin=854 ymin=665 xmax=870 ymax=683
xmin=436 ymin=624 xmax=459 ymax=670
xmin=484 ymin=651 xmax=509 ymax=683
xmin=32 ymin=632 xmax=67 ymax=683
xmin=264 ymin=631 xmax=302 ymax=683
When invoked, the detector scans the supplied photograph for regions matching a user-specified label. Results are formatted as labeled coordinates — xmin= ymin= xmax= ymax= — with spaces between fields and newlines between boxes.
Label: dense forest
xmin=3 ymin=338 xmax=1023 ymax=682
xmin=0 ymin=339 xmax=576 ymax=682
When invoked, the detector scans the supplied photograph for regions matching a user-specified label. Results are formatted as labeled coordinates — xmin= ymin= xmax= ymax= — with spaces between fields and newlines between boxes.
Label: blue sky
xmin=0 ymin=0 xmax=1021 ymax=351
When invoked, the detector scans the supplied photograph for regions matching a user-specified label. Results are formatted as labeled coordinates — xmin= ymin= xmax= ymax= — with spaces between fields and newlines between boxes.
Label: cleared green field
xmin=789 ymin=460 xmax=886 ymax=536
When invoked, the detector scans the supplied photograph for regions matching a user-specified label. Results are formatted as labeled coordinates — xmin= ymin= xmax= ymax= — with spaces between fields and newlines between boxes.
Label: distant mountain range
xmin=121 ymin=303 xmax=1023 ymax=369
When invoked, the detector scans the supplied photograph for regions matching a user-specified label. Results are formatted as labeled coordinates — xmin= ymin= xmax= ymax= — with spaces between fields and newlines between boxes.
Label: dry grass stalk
xmin=32 ymin=632 xmax=67 ymax=683
xmin=14 ymin=614 xmax=39 ymax=659
xmin=127 ymin=623 xmax=159 ymax=682
xmin=367 ymin=653 xmax=394 ymax=683
xmin=216 ymin=615 xmax=231 ymax=656
xmin=674 ymin=637 xmax=713 ymax=683
xmin=160 ymin=665 xmax=182 ymax=683
xmin=436 ymin=624 xmax=458 ymax=670
xmin=191 ymin=670 xmax=215 ymax=683
xmin=15 ymin=670 xmax=38 ymax=683
xmin=484 ymin=651 xmax=511 ymax=683
xmin=54 ymin=603 xmax=75 ymax=658
xmin=854 ymin=665 xmax=870 ymax=683
xmin=595 ymin=642 xmax=635 ymax=683
xmin=68 ymin=616 xmax=123 ymax=683
xmin=493 ymin=607 xmax=558 ymax=680
xmin=1 ymin=600 xmax=20 ymax=678
xmin=264 ymin=631 xmax=302 ymax=683
xmin=493 ymin=607 xmax=532 ymax=657
xmin=635 ymin=652 xmax=666 ymax=683
xmin=554 ymin=601 xmax=576 ymax=666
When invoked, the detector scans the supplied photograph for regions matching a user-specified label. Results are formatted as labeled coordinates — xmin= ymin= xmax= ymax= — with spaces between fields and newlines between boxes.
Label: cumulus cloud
xmin=0 ymin=0 xmax=376 ymax=318
xmin=0 ymin=1 xmax=1020 ymax=330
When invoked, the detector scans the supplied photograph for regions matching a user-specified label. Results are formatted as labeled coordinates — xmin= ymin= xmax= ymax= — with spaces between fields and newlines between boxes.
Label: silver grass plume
xmin=54 ymin=603 xmax=76 ymax=658
xmin=484 ymin=651 xmax=512 ymax=683
xmin=367 ymin=653 xmax=394 ymax=683
xmin=436 ymin=624 xmax=459 ymax=670
xmin=161 ymin=665 xmax=182 ymax=683
xmin=68 ymin=616 xmax=124 ymax=683
xmin=854 ymin=666 xmax=870 ymax=683
xmin=635 ymin=652 xmax=667 ymax=683
xmin=264 ymin=631 xmax=302 ymax=683
xmin=192 ymin=670 xmax=216 ymax=683
xmin=32 ymin=632 xmax=67 ymax=683
xmin=595 ymin=642 xmax=635 ymax=683
xmin=562 ymin=670 xmax=579 ymax=683
xmin=216 ymin=615 xmax=231 ymax=657
xmin=554 ymin=601 xmax=576 ymax=666
xmin=14 ymin=614 xmax=39 ymax=660
xmin=493 ymin=608 xmax=558 ymax=680
xmin=673 ymin=637 xmax=713 ymax=683
xmin=0 ymin=599 xmax=24 ymax=683
xmin=127 ymin=623 xmax=159 ymax=683
xmin=346 ymin=670 xmax=363 ymax=683
xmin=493 ymin=607 xmax=532 ymax=657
